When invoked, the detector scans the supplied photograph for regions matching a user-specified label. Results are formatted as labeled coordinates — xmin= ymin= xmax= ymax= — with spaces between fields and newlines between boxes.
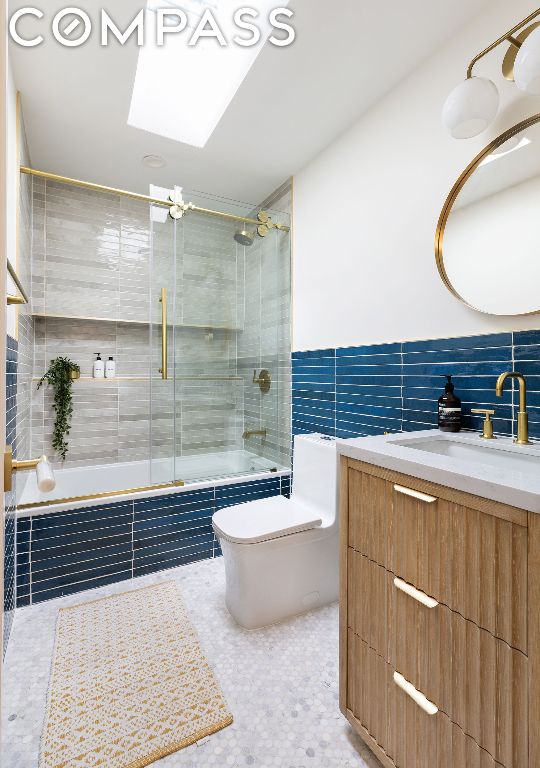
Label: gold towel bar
xmin=7 ymin=259 xmax=29 ymax=306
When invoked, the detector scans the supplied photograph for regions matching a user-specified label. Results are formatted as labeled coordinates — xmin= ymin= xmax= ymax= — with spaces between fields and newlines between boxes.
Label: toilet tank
xmin=291 ymin=434 xmax=338 ymax=523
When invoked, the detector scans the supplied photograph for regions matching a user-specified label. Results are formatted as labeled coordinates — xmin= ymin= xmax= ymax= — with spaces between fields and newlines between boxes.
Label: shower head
xmin=234 ymin=228 xmax=255 ymax=247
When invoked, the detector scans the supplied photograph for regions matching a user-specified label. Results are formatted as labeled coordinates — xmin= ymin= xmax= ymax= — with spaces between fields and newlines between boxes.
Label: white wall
xmin=6 ymin=55 xmax=18 ymax=339
xmin=293 ymin=0 xmax=540 ymax=351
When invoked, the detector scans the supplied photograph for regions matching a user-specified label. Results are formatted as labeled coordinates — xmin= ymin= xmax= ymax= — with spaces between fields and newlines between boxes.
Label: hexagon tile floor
xmin=2 ymin=557 xmax=382 ymax=768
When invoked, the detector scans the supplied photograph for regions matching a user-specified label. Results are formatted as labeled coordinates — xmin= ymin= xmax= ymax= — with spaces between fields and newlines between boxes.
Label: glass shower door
xmin=149 ymin=187 xmax=292 ymax=487
xmin=149 ymin=202 xmax=177 ymax=485
xmin=171 ymin=204 xmax=244 ymax=483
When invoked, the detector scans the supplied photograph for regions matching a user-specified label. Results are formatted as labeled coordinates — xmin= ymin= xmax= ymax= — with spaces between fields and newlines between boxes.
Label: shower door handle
xmin=159 ymin=288 xmax=168 ymax=380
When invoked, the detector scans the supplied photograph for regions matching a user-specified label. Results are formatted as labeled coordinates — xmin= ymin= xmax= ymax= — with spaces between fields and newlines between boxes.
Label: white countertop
xmin=337 ymin=429 xmax=540 ymax=513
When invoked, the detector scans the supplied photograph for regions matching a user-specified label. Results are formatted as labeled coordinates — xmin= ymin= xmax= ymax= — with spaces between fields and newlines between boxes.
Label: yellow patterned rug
xmin=40 ymin=581 xmax=233 ymax=768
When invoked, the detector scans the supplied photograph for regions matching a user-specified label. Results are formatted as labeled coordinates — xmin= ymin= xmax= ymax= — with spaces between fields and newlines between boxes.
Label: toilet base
xmin=219 ymin=527 xmax=338 ymax=630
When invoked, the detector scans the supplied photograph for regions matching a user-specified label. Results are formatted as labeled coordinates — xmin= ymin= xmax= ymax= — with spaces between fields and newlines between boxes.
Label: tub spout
xmin=242 ymin=428 xmax=267 ymax=439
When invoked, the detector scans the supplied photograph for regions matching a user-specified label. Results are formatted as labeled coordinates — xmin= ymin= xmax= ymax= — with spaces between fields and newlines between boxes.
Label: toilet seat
xmin=212 ymin=495 xmax=322 ymax=545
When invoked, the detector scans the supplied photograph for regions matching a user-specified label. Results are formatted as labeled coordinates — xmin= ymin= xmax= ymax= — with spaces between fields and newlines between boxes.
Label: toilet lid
xmin=212 ymin=495 xmax=322 ymax=544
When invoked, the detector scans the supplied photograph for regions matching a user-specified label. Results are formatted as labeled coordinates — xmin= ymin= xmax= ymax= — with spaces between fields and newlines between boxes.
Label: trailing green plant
xmin=37 ymin=357 xmax=80 ymax=461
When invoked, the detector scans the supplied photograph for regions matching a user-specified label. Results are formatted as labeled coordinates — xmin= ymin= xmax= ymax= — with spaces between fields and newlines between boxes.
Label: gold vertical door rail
xmin=159 ymin=288 xmax=168 ymax=380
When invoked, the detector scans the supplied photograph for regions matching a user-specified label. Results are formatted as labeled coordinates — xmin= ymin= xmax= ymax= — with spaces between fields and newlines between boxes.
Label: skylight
xmin=129 ymin=0 xmax=289 ymax=148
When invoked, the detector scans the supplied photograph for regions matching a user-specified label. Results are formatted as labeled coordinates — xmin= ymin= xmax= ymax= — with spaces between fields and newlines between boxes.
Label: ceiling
xmin=9 ymin=0 xmax=490 ymax=204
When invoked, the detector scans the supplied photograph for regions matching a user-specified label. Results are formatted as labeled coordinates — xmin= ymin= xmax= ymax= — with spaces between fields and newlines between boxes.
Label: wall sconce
xmin=443 ymin=7 xmax=540 ymax=139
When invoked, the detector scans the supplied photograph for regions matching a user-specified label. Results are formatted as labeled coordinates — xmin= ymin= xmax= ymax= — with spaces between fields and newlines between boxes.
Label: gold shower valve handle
xmin=471 ymin=408 xmax=496 ymax=440
xmin=253 ymin=369 xmax=271 ymax=394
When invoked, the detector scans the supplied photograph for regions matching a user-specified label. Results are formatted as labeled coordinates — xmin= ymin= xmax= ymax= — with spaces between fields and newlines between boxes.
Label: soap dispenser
xmin=93 ymin=353 xmax=104 ymax=379
xmin=105 ymin=356 xmax=116 ymax=378
xmin=438 ymin=375 xmax=461 ymax=432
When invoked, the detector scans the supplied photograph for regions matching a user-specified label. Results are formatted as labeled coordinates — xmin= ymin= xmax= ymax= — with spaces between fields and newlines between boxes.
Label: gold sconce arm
xmin=467 ymin=7 xmax=540 ymax=78
xmin=3 ymin=446 xmax=55 ymax=493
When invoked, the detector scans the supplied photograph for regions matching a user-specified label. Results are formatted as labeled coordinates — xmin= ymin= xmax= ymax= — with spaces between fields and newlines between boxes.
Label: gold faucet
xmin=495 ymin=372 xmax=531 ymax=445
xmin=242 ymin=428 xmax=267 ymax=439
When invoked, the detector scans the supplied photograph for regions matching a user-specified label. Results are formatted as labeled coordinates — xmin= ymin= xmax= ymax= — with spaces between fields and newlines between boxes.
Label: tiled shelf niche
xmin=32 ymin=312 xmax=242 ymax=332
xmin=32 ymin=312 xmax=246 ymax=468
xmin=32 ymin=376 xmax=244 ymax=383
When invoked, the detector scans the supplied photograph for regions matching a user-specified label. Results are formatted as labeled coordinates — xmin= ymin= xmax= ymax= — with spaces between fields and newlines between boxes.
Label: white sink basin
xmin=336 ymin=429 xmax=540 ymax=513
xmin=393 ymin=436 xmax=540 ymax=477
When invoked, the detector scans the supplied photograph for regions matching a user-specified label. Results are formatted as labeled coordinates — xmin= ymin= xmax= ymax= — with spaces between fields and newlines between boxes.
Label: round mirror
xmin=436 ymin=114 xmax=540 ymax=315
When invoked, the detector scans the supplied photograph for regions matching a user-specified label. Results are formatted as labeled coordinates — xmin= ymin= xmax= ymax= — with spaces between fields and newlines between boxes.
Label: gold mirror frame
xmin=435 ymin=113 xmax=540 ymax=316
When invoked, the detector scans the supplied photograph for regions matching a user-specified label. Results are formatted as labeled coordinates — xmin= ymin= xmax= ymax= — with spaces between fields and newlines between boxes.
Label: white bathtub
xmin=17 ymin=450 xmax=289 ymax=516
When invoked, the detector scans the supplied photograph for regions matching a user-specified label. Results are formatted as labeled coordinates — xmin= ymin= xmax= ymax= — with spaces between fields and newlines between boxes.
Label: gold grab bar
xmin=7 ymin=258 xmax=29 ymax=306
xmin=158 ymin=288 xmax=168 ymax=380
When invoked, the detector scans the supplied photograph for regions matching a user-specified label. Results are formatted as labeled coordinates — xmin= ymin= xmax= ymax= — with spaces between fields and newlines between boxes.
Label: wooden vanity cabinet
xmin=340 ymin=457 xmax=540 ymax=768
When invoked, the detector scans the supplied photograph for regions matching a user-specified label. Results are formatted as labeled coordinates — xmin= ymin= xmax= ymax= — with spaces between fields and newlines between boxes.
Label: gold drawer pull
xmin=394 ymin=484 xmax=437 ymax=503
xmin=394 ymin=577 xmax=438 ymax=609
xmin=393 ymin=672 xmax=438 ymax=716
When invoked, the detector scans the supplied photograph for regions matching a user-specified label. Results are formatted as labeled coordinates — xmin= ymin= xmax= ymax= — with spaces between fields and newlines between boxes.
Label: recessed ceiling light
xmin=142 ymin=154 xmax=166 ymax=168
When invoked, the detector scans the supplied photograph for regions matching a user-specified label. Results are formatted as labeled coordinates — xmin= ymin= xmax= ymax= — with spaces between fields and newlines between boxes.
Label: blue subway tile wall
xmin=215 ymin=477 xmax=281 ymax=509
xmin=515 ymin=330 xmax=540 ymax=440
xmin=4 ymin=336 xmax=18 ymax=655
xmin=281 ymin=474 xmax=291 ymax=499
xmin=16 ymin=474 xmax=290 ymax=606
xmin=336 ymin=343 xmax=402 ymax=439
xmin=292 ymin=329 xmax=540 ymax=442
xmin=134 ymin=488 xmax=215 ymax=579
xmin=292 ymin=349 xmax=336 ymax=436
xmin=402 ymin=333 xmax=514 ymax=436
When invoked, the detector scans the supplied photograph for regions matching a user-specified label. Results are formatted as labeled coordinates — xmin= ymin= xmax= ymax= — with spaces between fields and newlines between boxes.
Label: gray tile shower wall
xmin=29 ymin=179 xmax=260 ymax=467
xmin=31 ymin=320 xmax=244 ymax=468
xmin=292 ymin=330 xmax=540 ymax=441
xmin=15 ymin=474 xmax=291 ymax=606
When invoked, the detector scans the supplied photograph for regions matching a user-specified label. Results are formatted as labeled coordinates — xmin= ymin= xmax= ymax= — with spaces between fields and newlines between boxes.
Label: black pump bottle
xmin=438 ymin=375 xmax=461 ymax=433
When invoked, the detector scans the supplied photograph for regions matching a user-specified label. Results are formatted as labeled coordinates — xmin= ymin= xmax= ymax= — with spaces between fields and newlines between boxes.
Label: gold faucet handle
xmin=471 ymin=409 xmax=496 ymax=440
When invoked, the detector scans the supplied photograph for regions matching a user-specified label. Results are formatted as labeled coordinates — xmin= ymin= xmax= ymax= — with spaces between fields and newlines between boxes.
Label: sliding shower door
xmin=150 ymin=188 xmax=292 ymax=486
xmin=149 ymin=204 xmax=177 ymax=485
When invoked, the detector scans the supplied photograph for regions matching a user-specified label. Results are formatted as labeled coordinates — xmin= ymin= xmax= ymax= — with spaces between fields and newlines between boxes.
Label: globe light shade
xmin=442 ymin=77 xmax=499 ymax=139
xmin=514 ymin=26 xmax=540 ymax=94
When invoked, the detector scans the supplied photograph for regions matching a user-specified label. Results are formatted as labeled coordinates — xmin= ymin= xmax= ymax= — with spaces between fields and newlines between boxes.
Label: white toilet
xmin=212 ymin=434 xmax=338 ymax=629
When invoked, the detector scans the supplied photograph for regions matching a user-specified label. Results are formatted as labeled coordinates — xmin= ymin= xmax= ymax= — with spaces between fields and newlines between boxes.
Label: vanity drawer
xmin=389 ymin=482 xmax=528 ymax=653
xmin=347 ymin=632 xmax=506 ymax=768
xmin=347 ymin=549 xmax=528 ymax=767
xmin=389 ymin=570 xmax=528 ymax=768
xmin=347 ymin=547 xmax=389 ymax=655
xmin=347 ymin=468 xmax=392 ymax=566
xmin=347 ymin=466 xmax=528 ymax=653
